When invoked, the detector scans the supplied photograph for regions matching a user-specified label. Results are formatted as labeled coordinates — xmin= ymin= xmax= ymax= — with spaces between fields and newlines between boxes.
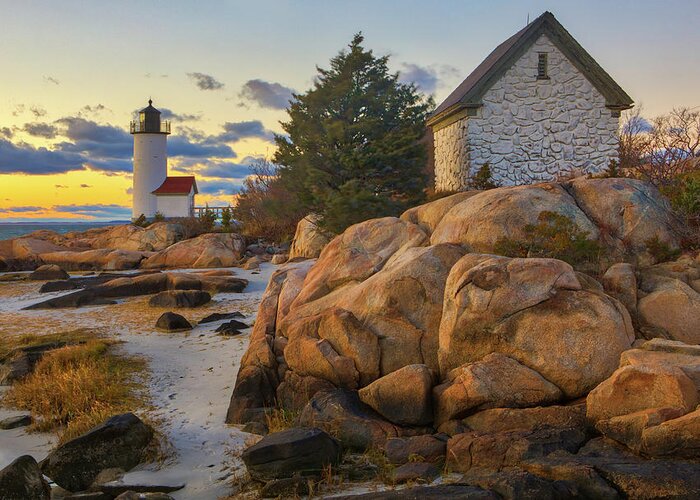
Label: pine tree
xmin=274 ymin=33 xmax=433 ymax=234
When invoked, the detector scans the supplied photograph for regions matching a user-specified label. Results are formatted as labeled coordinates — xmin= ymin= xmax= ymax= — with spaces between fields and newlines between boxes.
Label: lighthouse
xmin=130 ymin=99 xmax=171 ymax=219
xmin=130 ymin=99 xmax=198 ymax=219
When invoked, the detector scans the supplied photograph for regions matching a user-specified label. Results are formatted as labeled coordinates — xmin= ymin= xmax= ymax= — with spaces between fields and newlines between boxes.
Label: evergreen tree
xmin=274 ymin=33 xmax=433 ymax=234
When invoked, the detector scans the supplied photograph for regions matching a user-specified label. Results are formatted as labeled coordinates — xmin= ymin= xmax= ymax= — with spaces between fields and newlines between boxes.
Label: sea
xmin=0 ymin=221 xmax=128 ymax=241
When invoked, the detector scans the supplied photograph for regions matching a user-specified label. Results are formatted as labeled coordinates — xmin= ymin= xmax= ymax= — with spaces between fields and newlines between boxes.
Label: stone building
xmin=428 ymin=12 xmax=633 ymax=190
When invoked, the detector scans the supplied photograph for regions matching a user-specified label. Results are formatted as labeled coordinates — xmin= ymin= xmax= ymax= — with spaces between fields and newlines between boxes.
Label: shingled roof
xmin=428 ymin=12 xmax=633 ymax=127
xmin=152 ymin=176 xmax=198 ymax=195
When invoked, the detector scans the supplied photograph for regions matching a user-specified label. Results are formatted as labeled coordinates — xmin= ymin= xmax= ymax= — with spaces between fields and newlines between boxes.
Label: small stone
xmin=155 ymin=312 xmax=192 ymax=332
xmin=198 ymin=312 xmax=244 ymax=324
xmin=0 ymin=414 xmax=32 ymax=429
xmin=29 ymin=264 xmax=70 ymax=281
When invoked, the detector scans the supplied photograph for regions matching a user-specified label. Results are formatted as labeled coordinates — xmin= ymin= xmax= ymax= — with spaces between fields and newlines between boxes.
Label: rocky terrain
xmin=228 ymin=177 xmax=700 ymax=497
xmin=1 ymin=176 xmax=699 ymax=498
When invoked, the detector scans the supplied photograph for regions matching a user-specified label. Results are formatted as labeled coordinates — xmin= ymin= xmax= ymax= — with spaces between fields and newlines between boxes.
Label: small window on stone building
xmin=537 ymin=53 xmax=549 ymax=80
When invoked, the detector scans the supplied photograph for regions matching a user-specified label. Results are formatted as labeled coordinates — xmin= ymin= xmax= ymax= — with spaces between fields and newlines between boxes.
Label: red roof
xmin=152 ymin=176 xmax=198 ymax=195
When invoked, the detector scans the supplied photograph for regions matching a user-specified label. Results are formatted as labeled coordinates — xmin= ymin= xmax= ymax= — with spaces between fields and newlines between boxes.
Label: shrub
xmin=467 ymin=163 xmax=500 ymax=190
xmin=198 ymin=204 xmax=218 ymax=232
xmin=494 ymin=211 xmax=602 ymax=268
xmin=133 ymin=213 xmax=148 ymax=227
xmin=233 ymin=159 xmax=306 ymax=243
xmin=220 ymin=206 xmax=233 ymax=232
xmin=644 ymin=235 xmax=682 ymax=263
xmin=153 ymin=211 xmax=165 ymax=222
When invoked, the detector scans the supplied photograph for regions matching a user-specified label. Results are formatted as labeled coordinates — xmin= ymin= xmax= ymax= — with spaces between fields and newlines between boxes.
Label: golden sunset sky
xmin=2 ymin=0 xmax=699 ymax=220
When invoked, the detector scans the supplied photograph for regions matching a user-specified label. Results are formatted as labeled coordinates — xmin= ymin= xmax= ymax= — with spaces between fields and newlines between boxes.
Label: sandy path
xmin=0 ymin=264 xmax=275 ymax=498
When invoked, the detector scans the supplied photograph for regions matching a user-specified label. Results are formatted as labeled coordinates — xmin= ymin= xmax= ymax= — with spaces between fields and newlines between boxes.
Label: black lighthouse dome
xmin=130 ymin=99 xmax=171 ymax=134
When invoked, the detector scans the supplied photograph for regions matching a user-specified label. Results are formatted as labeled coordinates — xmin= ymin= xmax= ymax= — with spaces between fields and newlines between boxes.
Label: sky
xmin=1 ymin=0 xmax=699 ymax=221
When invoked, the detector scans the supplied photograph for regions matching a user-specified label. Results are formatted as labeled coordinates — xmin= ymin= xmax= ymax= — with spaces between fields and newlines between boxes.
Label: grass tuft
xmin=264 ymin=408 xmax=298 ymax=433
xmin=3 ymin=339 xmax=147 ymax=443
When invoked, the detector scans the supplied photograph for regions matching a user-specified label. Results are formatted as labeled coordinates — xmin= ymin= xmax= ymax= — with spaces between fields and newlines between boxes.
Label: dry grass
xmin=264 ymin=408 xmax=299 ymax=433
xmin=0 ymin=328 xmax=97 ymax=360
xmin=3 ymin=339 xmax=148 ymax=443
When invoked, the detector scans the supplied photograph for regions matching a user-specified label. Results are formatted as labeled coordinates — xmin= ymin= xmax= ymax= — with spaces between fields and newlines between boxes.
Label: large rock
xmin=297 ymin=389 xmax=425 ymax=451
xmin=288 ymin=215 xmax=331 ymax=260
xmin=430 ymin=183 xmax=598 ymax=251
xmin=433 ymin=353 xmax=563 ymax=426
xmin=241 ymin=427 xmax=341 ymax=481
xmin=28 ymin=264 xmax=70 ymax=280
xmin=12 ymin=237 xmax=66 ymax=260
xmin=85 ymin=222 xmax=185 ymax=252
xmin=39 ymin=249 xmax=147 ymax=271
xmin=0 ymin=455 xmax=51 ymax=499
xmin=463 ymin=404 xmax=587 ymax=434
xmin=400 ymin=191 xmax=478 ymax=235
xmin=40 ymin=413 xmax=153 ymax=492
xmin=155 ymin=312 xmax=192 ymax=331
xmin=384 ymin=435 xmax=447 ymax=465
xmin=291 ymin=217 xmax=428 ymax=306
xmin=601 ymin=263 xmax=637 ymax=319
xmin=565 ymin=177 xmax=679 ymax=256
xmin=141 ymin=232 xmax=246 ymax=269
xmin=358 ymin=364 xmax=435 ymax=426
xmin=438 ymin=255 xmax=634 ymax=397
xmin=148 ymin=290 xmax=211 ymax=308
xmin=637 ymin=279 xmax=700 ymax=344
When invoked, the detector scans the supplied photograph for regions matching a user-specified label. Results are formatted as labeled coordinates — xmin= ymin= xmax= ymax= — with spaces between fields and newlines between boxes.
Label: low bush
xmin=3 ymin=339 xmax=147 ymax=443
xmin=467 ymin=163 xmax=500 ymax=190
xmin=494 ymin=211 xmax=602 ymax=268
xmin=644 ymin=235 xmax=682 ymax=263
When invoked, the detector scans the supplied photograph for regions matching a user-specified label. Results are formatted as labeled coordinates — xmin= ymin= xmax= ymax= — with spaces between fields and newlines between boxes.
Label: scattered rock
xmin=271 ymin=254 xmax=288 ymax=265
xmin=198 ymin=311 xmax=244 ymax=324
xmin=241 ymin=427 xmax=341 ymax=481
xmin=358 ymin=364 xmax=435 ymax=426
xmin=330 ymin=484 xmax=498 ymax=499
xmin=99 ymin=480 xmax=185 ymax=496
xmin=28 ymin=264 xmax=69 ymax=280
xmin=155 ymin=312 xmax=192 ymax=332
xmin=148 ymin=290 xmax=211 ymax=308
xmin=214 ymin=319 xmax=248 ymax=332
xmin=461 ymin=466 xmax=578 ymax=499
xmin=0 ymin=414 xmax=32 ymax=429
xmin=40 ymin=413 xmax=153 ymax=492
xmin=0 ymin=455 xmax=51 ymax=499
xmin=390 ymin=462 xmax=440 ymax=484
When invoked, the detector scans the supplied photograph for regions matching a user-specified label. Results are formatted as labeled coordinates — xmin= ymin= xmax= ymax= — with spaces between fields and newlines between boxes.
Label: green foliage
xmin=467 ymin=163 xmax=500 ymax=190
xmin=602 ymin=159 xmax=622 ymax=178
xmin=274 ymin=33 xmax=433 ymax=234
xmin=198 ymin=204 xmax=218 ymax=232
xmin=644 ymin=235 xmax=681 ymax=263
xmin=220 ymin=206 xmax=233 ymax=232
xmin=494 ymin=211 xmax=602 ymax=267
xmin=133 ymin=213 xmax=148 ymax=227
xmin=153 ymin=211 xmax=165 ymax=222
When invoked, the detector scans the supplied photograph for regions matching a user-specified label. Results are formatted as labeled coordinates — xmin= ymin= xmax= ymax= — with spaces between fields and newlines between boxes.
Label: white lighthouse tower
xmin=130 ymin=99 xmax=171 ymax=219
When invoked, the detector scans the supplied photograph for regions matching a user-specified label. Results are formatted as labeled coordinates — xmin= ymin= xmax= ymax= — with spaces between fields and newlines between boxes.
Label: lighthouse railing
xmin=129 ymin=120 xmax=171 ymax=134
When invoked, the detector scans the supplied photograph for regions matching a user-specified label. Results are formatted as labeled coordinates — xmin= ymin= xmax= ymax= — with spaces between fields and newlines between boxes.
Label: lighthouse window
xmin=537 ymin=53 xmax=549 ymax=79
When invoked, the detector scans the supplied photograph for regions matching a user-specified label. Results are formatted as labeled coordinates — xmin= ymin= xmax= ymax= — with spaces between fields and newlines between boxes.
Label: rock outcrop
xmin=0 ymin=455 xmax=50 ymax=500
xmin=141 ymin=232 xmax=246 ymax=269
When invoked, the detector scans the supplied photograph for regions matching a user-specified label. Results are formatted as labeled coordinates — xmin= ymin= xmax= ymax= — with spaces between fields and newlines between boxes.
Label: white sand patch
xmin=0 ymin=263 xmax=277 ymax=498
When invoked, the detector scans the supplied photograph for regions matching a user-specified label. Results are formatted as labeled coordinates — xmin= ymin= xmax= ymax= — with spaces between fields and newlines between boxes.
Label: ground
xmin=0 ymin=264 xmax=275 ymax=499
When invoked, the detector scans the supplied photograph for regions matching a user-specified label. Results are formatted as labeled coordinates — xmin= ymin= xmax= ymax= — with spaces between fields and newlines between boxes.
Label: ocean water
xmin=0 ymin=221 xmax=127 ymax=241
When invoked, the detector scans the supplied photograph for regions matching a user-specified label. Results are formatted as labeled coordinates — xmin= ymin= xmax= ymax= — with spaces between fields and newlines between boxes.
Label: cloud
xmin=80 ymin=184 xmax=91 ymax=188
xmin=158 ymin=108 xmax=201 ymax=122
xmin=51 ymin=204 xmax=131 ymax=219
xmin=197 ymin=157 xmax=257 ymax=179
xmin=399 ymin=63 xmax=439 ymax=94
xmin=0 ymin=206 xmax=43 ymax=213
xmin=0 ymin=139 xmax=85 ymax=175
xmin=30 ymin=106 xmax=47 ymax=118
xmin=0 ymin=127 xmax=13 ymax=139
xmin=80 ymin=104 xmax=108 ymax=115
xmin=23 ymin=122 xmax=58 ymax=139
xmin=239 ymin=79 xmax=295 ymax=109
xmin=55 ymin=184 xmax=68 ymax=188
xmin=168 ymin=136 xmax=235 ymax=158
xmin=217 ymin=120 xmax=275 ymax=143
xmin=44 ymin=76 xmax=60 ymax=85
xmin=12 ymin=105 xmax=25 ymax=117
xmin=197 ymin=179 xmax=241 ymax=196
xmin=187 ymin=72 xmax=224 ymax=90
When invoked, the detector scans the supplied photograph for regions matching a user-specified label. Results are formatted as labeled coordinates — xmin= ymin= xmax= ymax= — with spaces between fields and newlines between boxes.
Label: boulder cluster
xmin=229 ymin=178 xmax=700 ymax=496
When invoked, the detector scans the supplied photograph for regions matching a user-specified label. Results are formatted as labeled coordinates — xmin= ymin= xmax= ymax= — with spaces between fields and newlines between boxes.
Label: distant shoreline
xmin=0 ymin=220 xmax=129 ymax=241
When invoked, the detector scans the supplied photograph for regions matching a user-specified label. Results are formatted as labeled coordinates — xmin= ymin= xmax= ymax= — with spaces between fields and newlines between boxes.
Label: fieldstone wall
xmin=434 ymin=34 xmax=621 ymax=189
